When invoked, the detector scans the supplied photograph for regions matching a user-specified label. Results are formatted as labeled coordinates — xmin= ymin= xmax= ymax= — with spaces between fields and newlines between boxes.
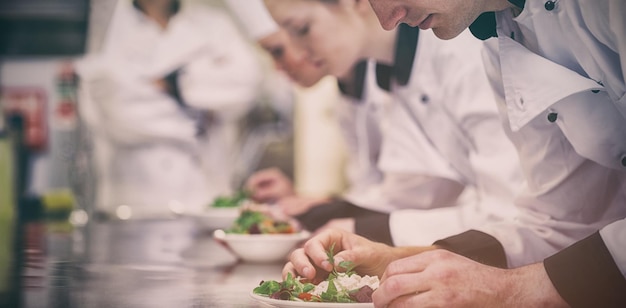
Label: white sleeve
xmin=389 ymin=190 xmax=485 ymax=246
xmin=77 ymin=58 xmax=198 ymax=147
xmin=178 ymin=10 xmax=262 ymax=120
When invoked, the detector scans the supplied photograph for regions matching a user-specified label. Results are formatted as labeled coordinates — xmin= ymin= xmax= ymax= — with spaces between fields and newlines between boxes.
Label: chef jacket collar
xmin=469 ymin=0 xmax=525 ymax=40
xmin=132 ymin=0 xmax=181 ymax=16
xmin=337 ymin=60 xmax=368 ymax=101
xmin=375 ymin=23 xmax=419 ymax=91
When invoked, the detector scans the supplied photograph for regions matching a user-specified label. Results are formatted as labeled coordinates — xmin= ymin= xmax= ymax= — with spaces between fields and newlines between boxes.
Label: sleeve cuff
xmin=354 ymin=213 xmax=392 ymax=245
xmin=163 ymin=69 xmax=185 ymax=107
xmin=544 ymin=231 xmax=626 ymax=308
xmin=295 ymin=199 xmax=358 ymax=231
xmin=433 ymin=230 xmax=507 ymax=268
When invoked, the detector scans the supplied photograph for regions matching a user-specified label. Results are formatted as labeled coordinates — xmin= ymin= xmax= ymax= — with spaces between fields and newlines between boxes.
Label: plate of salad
xmin=249 ymin=244 xmax=378 ymax=306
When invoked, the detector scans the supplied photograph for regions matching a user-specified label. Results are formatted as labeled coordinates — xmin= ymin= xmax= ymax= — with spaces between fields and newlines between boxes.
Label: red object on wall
xmin=1 ymin=87 xmax=49 ymax=151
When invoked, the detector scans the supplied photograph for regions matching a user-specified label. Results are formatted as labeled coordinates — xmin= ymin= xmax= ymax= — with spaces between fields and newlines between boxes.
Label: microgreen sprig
xmin=326 ymin=243 xmax=356 ymax=278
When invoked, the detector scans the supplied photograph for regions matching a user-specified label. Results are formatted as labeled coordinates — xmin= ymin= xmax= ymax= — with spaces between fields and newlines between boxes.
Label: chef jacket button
xmin=544 ymin=1 xmax=556 ymax=11
xmin=591 ymin=89 xmax=600 ymax=93
xmin=547 ymin=112 xmax=558 ymax=123
xmin=421 ymin=95 xmax=429 ymax=104
xmin=621 ymin=155 xmax=626 ymax=167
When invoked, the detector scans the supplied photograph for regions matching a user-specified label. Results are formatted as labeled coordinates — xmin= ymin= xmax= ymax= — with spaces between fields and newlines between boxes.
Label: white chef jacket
xmin=336 ymin=59 xmax=472 ymax=219
xmin=76 ymin=0 xmax=261 ymax=217
xmin=475 ymin=0 xmax=626 ymax=268
xmin=333 ymin=59 xmax=475 ymax=228
xmin=336 ymin=60 xmax=387 ymax=209
xmin=378 ymin=28 xmax=523 ymax=246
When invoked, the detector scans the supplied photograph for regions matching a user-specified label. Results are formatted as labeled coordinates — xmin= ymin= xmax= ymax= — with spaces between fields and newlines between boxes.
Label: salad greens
xmin=210 ymin=190 xmax=249 ymax=208
xmin=227 ymin=210 xmax=294 ymax=234
xmin=254 ymin=273 xmax=316 ymax=301
xmin=253 ymin=243 xmax=373 ymax=303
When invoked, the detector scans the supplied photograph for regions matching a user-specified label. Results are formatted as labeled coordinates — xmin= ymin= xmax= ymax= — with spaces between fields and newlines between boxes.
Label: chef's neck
xmin=360 ymin=7 xmax=397 ymax=65
xmin=133 ymin=0 xmax=180 ymax=29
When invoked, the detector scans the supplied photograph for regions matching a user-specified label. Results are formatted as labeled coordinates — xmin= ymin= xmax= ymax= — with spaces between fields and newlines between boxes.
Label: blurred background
xmin=0 ymin=0 xmax=350 ymax=306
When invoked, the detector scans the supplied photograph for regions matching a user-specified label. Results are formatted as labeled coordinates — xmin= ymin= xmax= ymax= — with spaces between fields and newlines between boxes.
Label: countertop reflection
xmin=22 ymin=217 xmax=284 ymax=308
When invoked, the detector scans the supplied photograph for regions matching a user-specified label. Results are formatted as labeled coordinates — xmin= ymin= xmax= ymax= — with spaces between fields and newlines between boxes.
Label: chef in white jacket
xmin=415 ymin=0 xmax=626 ymax=305
xmin=76 ymin=0 xmax=261 ymax=218
xmin=261 ymin=0 xmax=522 ymax=246
xmin=287 ymin=0 xmax=626 ymax=307
xmin=226 ymin=0 xmax=392 ymax=219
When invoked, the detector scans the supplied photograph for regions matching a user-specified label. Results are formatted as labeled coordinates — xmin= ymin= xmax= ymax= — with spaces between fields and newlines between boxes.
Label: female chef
xmin=226 ymin=0 xmax=395 ymax=228
xmin=256 ymin=0 xmax=523 ymax=246
xmin=76 ymin=0 xmax=262 ymax=218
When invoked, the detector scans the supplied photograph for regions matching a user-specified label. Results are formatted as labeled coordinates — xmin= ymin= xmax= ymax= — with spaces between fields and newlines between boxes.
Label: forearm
xmin=502 ymin=263 xmax=569 ymax=308
xmin=390 ymin=245 xmax=440 ymax=261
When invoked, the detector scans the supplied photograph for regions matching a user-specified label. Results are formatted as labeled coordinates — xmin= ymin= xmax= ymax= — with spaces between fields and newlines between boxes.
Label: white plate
xmin=250 ymin=292 xmax=374 ymax=308
xmin=182 ymin=207 xmax=240 ymax=230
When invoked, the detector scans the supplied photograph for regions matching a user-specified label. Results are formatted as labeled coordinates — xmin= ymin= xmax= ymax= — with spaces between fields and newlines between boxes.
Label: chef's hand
xmin=245 ymin=168 xmax=295 ymax=202
xmin=282 ymin=228 xmax=437 ymax=281
xmin=373 ymin=249 xmax=568 ymax=308
xmin=276 ymin=195 xmax=330 ymax=216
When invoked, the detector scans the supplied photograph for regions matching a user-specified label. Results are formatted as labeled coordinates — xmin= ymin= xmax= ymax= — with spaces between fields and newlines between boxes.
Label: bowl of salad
xmin=213 ymin=210 xmax=309 ymax=263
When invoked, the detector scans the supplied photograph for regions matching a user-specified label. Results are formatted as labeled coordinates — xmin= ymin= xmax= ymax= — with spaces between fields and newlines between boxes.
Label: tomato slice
xmin=297 ymin=292 xmax=313 ymax=301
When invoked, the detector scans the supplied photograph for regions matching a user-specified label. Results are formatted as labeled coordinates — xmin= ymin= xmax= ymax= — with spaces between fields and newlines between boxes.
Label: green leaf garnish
xmin=253 ymin=280 xmax=281 ymax=295
xmin=211 ymin=190 xmax=249 ymax=208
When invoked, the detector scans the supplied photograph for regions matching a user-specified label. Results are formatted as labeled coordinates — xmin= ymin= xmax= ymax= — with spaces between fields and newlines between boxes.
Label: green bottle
xmin=0 ymin=114 xmax=21 ymax=307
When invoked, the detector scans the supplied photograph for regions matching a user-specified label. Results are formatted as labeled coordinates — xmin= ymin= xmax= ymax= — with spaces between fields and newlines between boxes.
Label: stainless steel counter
xmin=21 ymin=217 xmax=284 ymax=307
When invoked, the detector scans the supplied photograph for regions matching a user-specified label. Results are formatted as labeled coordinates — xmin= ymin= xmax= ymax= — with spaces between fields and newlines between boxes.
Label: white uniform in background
xmin=382 ymin=29 xmax=523 ymax=246
xmin=76 ymin=0 xmax=262 ymax=217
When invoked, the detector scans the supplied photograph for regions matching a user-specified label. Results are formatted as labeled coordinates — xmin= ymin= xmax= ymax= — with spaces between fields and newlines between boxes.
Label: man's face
xmin=367 ymin=0 xmax=484 ymax=40
xmin=259 ymin=30 xmax=327 ymax=87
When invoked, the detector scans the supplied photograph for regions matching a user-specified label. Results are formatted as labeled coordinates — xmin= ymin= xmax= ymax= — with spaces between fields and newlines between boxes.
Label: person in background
xmin=287 ymin=0 xmax=626 ymax=307
xmin=225 ymin=0 xmax=332 ymax=213
xmin=75 ymin=0 xmax=262 ymax=218
xmin=225 ymin=0 xmax=327 ymax=88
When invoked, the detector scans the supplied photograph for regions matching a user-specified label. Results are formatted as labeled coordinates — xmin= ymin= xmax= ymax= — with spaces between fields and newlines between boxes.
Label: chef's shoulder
xmin=180 ymin=3 xmax=241 ymax=32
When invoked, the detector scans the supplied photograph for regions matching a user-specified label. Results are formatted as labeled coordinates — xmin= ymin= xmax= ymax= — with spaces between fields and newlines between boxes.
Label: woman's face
xmin=264 ymin=0 xmax=368 ymax=78
xmin=259 ymin=30 xmax=326 ymax=87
